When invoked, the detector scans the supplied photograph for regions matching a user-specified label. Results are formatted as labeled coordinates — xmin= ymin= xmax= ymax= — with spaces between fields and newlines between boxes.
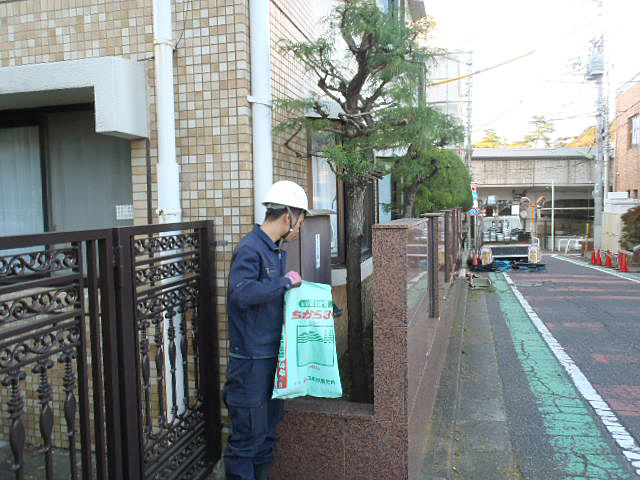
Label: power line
xmin=546 ymin=111 xmax=598 ymax=122
xmin=429 ymin=17 xmax=599 ymax=88
xmin=472 ymin=100 xmax=525 ymax=133
xmin=427 ymin=50 xmax=535 ymax=87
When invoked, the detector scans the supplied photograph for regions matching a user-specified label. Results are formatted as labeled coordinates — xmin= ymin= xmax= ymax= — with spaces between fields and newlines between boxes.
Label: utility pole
xmin=592 ymin=56 xmax=604 ymax=249
xmin=603 ymin=66 xmax=611 ymax=202
xmin=465 ymin=52 xmax=474 ymax=170
xmin=464 ymin=52 xmax=474 ymax=252
xmin=587 ymin=0 xmax=606 ymax=249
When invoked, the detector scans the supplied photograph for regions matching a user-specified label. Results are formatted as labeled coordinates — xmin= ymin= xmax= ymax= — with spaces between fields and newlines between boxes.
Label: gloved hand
xmin=284 ymin=270 xmax=302 ymax=288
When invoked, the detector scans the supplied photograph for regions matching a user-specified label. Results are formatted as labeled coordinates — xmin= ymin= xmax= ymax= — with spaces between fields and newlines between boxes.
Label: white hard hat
xmin=262 ymin=180 xmax=310 ymax=214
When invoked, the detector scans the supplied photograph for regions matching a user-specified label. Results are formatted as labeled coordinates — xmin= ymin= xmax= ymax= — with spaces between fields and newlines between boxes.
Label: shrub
xmin=621 ymin=205 xmax=640 ymax=250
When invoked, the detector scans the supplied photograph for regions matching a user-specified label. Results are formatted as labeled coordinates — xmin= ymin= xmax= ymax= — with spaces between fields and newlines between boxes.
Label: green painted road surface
xmin=490 ymin=273 xmax=633 ymax=479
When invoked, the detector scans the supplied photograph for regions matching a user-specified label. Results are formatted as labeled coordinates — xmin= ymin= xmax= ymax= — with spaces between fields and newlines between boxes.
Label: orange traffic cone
xmin=621 ymin=253 xmax=629 ymax=273
xmin=616 ymin=252 xmax=622 ymax=270
xmin=595 ymin=249 xmax=601 ymax=266
xmin=591 ymin=249 xmax=597 ymax=265
xmin=472 ymin=251 xmax=479 ymax=266
xmin=606 ymin=250 xmax=613 ymax=268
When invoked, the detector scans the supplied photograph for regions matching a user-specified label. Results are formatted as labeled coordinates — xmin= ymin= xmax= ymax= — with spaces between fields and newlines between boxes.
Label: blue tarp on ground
xmin=470 ymin=260 xmax=546 ymax=273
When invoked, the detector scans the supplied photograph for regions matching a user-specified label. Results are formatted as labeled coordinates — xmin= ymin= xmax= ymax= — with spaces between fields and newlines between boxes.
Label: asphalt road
xmin=487 ymin=255 xmax=640 ymax=479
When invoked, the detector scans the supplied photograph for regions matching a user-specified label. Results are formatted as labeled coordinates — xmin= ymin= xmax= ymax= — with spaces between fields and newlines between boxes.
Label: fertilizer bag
xmin=272 ymin=281 xmax=342 ymax=400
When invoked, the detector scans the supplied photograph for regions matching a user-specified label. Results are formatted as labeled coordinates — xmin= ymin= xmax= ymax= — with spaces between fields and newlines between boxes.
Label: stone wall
xmin=272 ymin=217 xmax=455 ymax=479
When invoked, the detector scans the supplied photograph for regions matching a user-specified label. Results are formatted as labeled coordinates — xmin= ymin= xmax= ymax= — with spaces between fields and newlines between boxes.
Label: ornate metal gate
xmin=0 ymin=222 xmax=221 ymax=479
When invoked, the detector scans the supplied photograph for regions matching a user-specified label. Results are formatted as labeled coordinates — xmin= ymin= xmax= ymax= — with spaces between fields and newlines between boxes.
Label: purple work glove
xmin=284 ymin=270 xmax=302 ymax=288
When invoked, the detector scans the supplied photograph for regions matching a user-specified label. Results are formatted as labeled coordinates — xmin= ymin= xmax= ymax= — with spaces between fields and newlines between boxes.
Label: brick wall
xmin=614 ymin=83 xmax=640 ymax=196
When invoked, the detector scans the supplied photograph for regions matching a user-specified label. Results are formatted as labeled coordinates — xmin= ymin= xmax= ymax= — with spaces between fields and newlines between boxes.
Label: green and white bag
xmin=272 ymin=281 xmax=342 ymax=400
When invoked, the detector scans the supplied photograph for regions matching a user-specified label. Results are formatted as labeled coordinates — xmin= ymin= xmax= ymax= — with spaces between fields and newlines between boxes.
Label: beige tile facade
xmin=0 ymin=0 xmax=333 ymax=447
xmin=270 ymin=0 xmax=335 ymax=188
xmin=614 ymin=83 xmax=640 ymax=196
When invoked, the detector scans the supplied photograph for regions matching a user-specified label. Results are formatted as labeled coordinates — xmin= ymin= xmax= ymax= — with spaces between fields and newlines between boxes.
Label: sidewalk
xmin=420 ymin=276 xmax=522 ymax=480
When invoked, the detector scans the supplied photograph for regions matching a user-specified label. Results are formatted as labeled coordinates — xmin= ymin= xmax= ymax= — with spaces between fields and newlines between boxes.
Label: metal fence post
xmin=421 ymin=215 xmax=441 ymax=318
xmin=444 ymin=211 xmax=451 ymax=283
xmin=198 ymin=221 xmax=222 ymax=462
xmin=96 ymin=235 xmax=125 ymax=479
xmin=112 ymin=228 xmax=144 ymax=480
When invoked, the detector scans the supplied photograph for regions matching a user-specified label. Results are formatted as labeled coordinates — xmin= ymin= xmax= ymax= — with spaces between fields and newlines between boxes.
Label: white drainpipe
xmin=152 ymin=0 xmax=184 ymax=421
xmin=249 ymin=0 xmax=274 ymax=223
xmin=153 ymin=0 xmax=181 ymax=224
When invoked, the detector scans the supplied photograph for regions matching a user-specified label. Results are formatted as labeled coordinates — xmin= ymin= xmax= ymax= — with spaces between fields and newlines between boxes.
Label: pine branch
xmin=283 ymin=124 xmax=306 ymax=158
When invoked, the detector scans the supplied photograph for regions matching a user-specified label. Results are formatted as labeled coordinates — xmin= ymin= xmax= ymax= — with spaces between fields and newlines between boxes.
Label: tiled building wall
xmin=270 ymin=0 xmax=337 ymax=191
xmin=170 ymin=3 xmax=253 ymax=409
xmin=0 ymin=0 xmax=255 ymax=429
xmin=614 ymin=83 xmax=640 ymax=196
xmin=0 ymin=0 xmax=336 ymax=449
xmin=0 ymin=0 xmax=154 ymax=224
xmin=0 ymin=0 xmax=157 ymax=452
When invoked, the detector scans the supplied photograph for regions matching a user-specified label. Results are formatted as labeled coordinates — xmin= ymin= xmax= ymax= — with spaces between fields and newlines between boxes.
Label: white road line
xmin=408 ymin=270 xmax=428 ymax=285
xmin=552 ymin=254 xmax=640 ymax=285
xmin=503 ymin=272 xmax=640 ymax=475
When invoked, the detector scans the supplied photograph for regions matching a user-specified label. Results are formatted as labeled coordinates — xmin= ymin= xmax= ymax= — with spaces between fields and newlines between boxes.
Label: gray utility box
xmin=283 ymin=209 xmax=332 ymax=285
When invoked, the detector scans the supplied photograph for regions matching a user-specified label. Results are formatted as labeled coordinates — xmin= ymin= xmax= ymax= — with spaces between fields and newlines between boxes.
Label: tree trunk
xmin=346 ymin=183 xmax=368 ymax=402
xmin=403 ymin=185 xmax=419 ymax=218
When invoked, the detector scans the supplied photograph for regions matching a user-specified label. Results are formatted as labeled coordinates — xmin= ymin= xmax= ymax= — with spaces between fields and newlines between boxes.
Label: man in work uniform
xmin=223 ymin=180 xmax=309 ymax=480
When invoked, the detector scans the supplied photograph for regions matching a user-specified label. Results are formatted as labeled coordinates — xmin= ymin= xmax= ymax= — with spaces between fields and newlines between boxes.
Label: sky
xmin=426 ymin=0 xmax=640 ymax=144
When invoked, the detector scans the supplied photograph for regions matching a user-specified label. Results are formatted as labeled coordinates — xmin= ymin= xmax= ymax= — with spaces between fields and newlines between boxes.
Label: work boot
xmin=255 ymin=463 xmax=271 ymax=480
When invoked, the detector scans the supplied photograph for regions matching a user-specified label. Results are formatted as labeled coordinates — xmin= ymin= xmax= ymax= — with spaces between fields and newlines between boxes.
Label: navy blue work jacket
xmin=227 ymin=225 xmax=290 ymax=359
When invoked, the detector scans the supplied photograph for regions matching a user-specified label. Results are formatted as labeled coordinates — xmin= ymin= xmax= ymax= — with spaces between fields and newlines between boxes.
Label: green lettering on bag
xmin=298 ymin=299 xmax=333 ymax=308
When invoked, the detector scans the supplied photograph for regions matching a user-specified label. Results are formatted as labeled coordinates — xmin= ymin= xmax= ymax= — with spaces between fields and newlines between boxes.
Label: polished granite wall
xmin=272 ymin=217 xmax=455 ymax=479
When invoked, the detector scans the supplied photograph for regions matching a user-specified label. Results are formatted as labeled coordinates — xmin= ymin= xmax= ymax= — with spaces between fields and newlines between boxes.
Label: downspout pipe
xmin=153 ymin=0 xmax=185 ymax=421
xmin=249 ymin=0 xmax=274 ymax=223
xmin=153 ymin=0 xmax=182 ymax=224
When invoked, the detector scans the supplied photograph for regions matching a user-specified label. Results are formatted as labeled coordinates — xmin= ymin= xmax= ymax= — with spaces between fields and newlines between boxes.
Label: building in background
xmin=601 ymin=80 xmax=640 ymax=252
xmin=471 ymin=148 xmax=595 ymax=249
xmin=614 ymin=81 xmax=640 ymax=198
xmin=426 ymin=49 xmax=473 ymax=165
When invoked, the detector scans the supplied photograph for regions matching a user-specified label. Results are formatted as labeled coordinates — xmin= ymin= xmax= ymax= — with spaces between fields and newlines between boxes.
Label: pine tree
xmin=275 ymin=0 xmax=434 ymax=401
xmin=388 ymin=106 xmax=464 ymax=217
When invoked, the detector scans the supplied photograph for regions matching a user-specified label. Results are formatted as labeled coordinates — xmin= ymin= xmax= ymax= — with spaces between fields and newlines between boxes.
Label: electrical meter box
xmin=283 ymin=209 xmax=332 ymax=285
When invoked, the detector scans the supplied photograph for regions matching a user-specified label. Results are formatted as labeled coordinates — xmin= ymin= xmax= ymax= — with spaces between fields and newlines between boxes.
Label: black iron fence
xmin=0 ymin=222 xmax=220 ymax=480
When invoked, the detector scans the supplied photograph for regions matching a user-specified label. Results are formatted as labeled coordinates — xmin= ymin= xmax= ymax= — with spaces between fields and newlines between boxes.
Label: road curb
xmin=420 ymin=278 xmax=469 ymax=479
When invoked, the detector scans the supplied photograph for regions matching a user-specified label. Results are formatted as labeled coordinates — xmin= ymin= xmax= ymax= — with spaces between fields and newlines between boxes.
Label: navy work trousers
xmin=223 ymin=357 xmax=284 ymax=480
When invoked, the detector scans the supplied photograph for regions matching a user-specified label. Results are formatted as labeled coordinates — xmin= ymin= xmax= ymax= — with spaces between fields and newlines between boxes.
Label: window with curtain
xmin=378 ymin=174 xmax=392 ymax=223
xmin=630 ymin=114 xmax=640 ymax=148
xmin=0 ymin=107 xmax=133 ymax=241
xmin=0 ymin=126 xmax=44 ymax=238
xmin=310 ymin=132 xmax=340 ymax=257
xmin=359 ymin=183 xmax=376 ymax=255
xmin=308 ymin=130 xmax=378 ymax=263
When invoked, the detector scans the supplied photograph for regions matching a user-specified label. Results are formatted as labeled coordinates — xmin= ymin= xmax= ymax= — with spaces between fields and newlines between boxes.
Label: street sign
xmin=469 ymin=182 xmax=479 ymax=215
